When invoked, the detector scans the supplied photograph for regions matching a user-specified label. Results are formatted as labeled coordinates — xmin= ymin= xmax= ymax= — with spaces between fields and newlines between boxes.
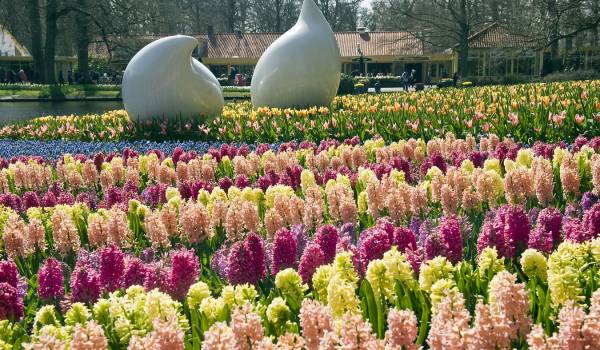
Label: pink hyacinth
xmin=271 ymin=228 xmax=298 ymax=275
xmin=70 ymin=267 xmax=101 ymax=304
xmin=99 ymin=245 xmax=125 ymax=293
xmin=38 ymin=258 xmax=64 ymax=300
xmin=298 ymin=244 xmax=325 ymax=285
xmin=167 ymin=248 xmax=200 ymax=300
xmin=314 ymin=225 xmax=339 ymax=264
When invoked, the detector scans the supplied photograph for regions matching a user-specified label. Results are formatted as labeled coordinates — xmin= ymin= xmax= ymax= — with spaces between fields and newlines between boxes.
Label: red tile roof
xmin=199 ymin=31 xmax=424 ymax=59
xmin=468 ymin=23 xmax=536 ymax=49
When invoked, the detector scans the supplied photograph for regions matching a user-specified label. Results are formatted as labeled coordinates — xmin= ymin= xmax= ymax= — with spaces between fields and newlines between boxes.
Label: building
xmin=0 ymin=26 xmax=76 ymax=82
xmin=198 ymin=29 xmax=453 ymax=83
xmin=450 ymin=23 xmax=544 ymax=78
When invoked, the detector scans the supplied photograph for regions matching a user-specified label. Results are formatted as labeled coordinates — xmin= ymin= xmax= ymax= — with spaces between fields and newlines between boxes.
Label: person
xmin=229 ymin=66 xmax=238 ymax=85
xmin=374 ymin=80 xmax=382 ymax=94
xmin=0 ymin=67 xmax=5 ymax=83
xmin=351 ymin=69 xmax=360 ymax=77
xmin=453 ymin=72 xmax=459 ymax=87
xmin=67 ymin=69 xmax=73 ymax=84
xmin=401 ymin=71 xmax=409 ymax=91
xmin=17 ymin=68 xmax=28 ymax=83
xmin=58 ymin=71 xmax=65 ymax=85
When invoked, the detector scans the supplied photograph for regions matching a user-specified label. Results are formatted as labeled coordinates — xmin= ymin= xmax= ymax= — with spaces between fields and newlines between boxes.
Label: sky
xmin=362 ymin=0 xmax=374 ymax=8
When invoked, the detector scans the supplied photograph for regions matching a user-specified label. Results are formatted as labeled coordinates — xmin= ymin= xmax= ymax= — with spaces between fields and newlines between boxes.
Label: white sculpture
xmin=251 ymin=0 xmax=341 ymax=108
xmin=122 ymin=35 xmax=224 ymax=120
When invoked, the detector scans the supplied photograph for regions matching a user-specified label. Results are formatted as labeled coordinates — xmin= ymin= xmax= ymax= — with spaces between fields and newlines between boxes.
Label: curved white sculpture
xmin=251 ymin=0 xmax=341 ymax=108
xmin=122 ymin=35 xmax=224 ymax=120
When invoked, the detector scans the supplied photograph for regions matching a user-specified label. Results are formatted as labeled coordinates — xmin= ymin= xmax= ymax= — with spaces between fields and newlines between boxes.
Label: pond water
xmin=0 ymin=100 xmax=125 ymax=122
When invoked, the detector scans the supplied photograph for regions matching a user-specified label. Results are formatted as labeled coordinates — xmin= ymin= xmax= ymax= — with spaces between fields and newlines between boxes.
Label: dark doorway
xmin=404 ymin=63 xmax=423 ymax=83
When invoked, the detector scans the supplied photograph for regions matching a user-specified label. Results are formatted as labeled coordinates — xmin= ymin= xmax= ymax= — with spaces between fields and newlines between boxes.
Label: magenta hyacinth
xmin=528 ymin=224 xmax=553 ymax=254
xmin=123 ymin=257 xmax=147 ymax=288
xmin=564 ymin=219 xmax=589 ymax=243
xmin=143 ymin=263 xmax=169 ymax=293
xmin=0 ymin=282 xmax=24 ymax=321
xmin=70 ymin=267 xmax=101 ymax=304
xmin=393 ymin=227 xmax=418 ymax=253
xmin=298 ymin=244 xmax=325 ymax=285
xmin=227 ymin=233 xmax=266 ymax=285
xmin=536 ymin=207 xmax=563 ymax=244
xmin=492 ymin=205 xmax=531 ymax=258
xmin=99 ymin=245 xmax=125 ymax=293
xmin=424 ymin=232 xmax=447 ymax=261
xmin=38 ymin=258 xmax=64 ymax=300
xmin=0 ymin=260 xmax=18 ymax=288
xmin=583 ymin=203 xmax=600 ymax=239
xmin=271 ymin=228 xmax=298 ymax=275
xmin=167 ymin=249 xmax=200 ymax=300
xmin=438 ymin=216 xmax=463 ymax=264
xmin=314 ymin=225 xmax=339 ymax=264
xmin=359 ymin=228 xmax=393 ymax=263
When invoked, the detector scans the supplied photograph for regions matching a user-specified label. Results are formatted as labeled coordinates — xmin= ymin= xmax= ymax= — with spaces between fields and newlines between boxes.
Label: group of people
xmin=0 ymin=67 xmax=29 ymax=84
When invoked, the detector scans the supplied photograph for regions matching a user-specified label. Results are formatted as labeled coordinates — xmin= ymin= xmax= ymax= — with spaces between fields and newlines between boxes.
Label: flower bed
xmin=1 ymin=80 xmax=598 ymax=144
xmin=0 ymin=133 xmax=597 ymax=348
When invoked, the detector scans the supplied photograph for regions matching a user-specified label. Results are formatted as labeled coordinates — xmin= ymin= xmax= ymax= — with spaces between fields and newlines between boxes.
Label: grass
xmin=0 ymin=84 xmax=251 ymax=100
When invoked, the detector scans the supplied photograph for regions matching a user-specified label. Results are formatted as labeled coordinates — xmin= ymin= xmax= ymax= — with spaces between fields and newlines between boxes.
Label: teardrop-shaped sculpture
xmin=251 ymin=0 xmax=341 ymax=108
xmin=122 ymin=35 xmax=224 ymax=120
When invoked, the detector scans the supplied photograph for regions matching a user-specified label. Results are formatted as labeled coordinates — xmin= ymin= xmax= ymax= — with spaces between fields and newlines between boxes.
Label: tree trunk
xmin=547 ymin=0 xmax=561 ymax=72
xmin=227 ymin=0 xmax=236 ymax=32
xmin=28 ymin=0 xmax=45 ymax=83
xmin=75 ymin=0 xmax=90 ymax=83
xmin=44 ymin=0 xmax=59 ymax=84
xmin=458 ymin=0 xmax=470 ymax=76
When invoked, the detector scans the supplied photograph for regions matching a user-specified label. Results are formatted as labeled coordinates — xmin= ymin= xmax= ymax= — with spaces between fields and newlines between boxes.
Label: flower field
xmin=1 ymin=80 xmax=599 ymax=144
xmin=0 ymin=81 xmax=599 ymax=349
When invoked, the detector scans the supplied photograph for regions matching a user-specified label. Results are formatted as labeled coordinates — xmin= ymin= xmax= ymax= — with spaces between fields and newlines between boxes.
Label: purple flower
xmin=41 ymin=191 xmax=57 ymax=207
xmin=218 ymin=177 xmax=233 ymax=193
xmin=581 ymin=192 xmax=598 ymax=211
xmin=492 ymin=205 xmax=530 ymax=258
xmin=0 ymin=260 xmax=18 ymax=288
xmin=100 ymin=245 xmax=125 ymax=292
xmin=38 ymin=258 xmax=64 ymax=300
xmin=405 ymin=249 xmax=423 ymax=274
xmin=22 ymin=191 xmax=41 ymax=209
xmin=359 ymin=228 xmax=392 ymax=263
xmin=178 ymin=181 xmax=193 ymax=200
xmin=0 ymin=282 xmax=23 ymax=321
xmin=93 ymin=153 xmax=104 ymax=171
xmin=418 ymin=219 xmax=435 ymax=248
xmin=143 ymin=263 xmax=169 ymax=293
xmin=393 ymin=227 xmax=417 ymax=253
xmin=477 ymin=216 xmax=500 ymax=255
xmin=271 ymin=228 xmax=297 ymax=275
xmin=226 ymin=233 xmax=266 ymax=285
xmin=438 ymin=217 xmax=463 ymax=263
xmin=564 ymin=219 xmax=588 ymax=243
xmin=139 ymin=248 xmax=156 ymax=263
xmin=167 ymin=249 xmax=200 ymax=300
xmin=57 ymin=192 xmax=75 ymax=205
xmin=583 ymin=203 xmax=600 ymax=240
xmin=291 ymin=224 xmax=308 ymax=260
xmin=339 ymin=223 xmax=357 ymax=245
xmin=0 ymin=194 xmax=22 ymax=212
xmin=123 ymin=258 xmax=147 ymax=288
xmin=235 ymin=175 xmax=250 ymax=189
xmin=528 ymin=225 xmax=553 ymax=254
xmin=70 ymin=267 xmax=101 ymax=304
xmin=76 ymin=192 xmax=97 ymax=209
xmin=298 ymin=244 xmax=325 ymax=285
xmin=424 ymin=232 xmax=447 ymax=261
xmin=536 ymin=207 xmax=563 ymax=244
xmin=314 ymin=225 xmax=339 ymax=264
xmin=210 ymin=246 xmax=230 ymax=279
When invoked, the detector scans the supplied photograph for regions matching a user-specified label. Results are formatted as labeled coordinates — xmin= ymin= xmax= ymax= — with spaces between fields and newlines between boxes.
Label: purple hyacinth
xmin=218 ymin=177 xmax=233 ymax=193
xmin=298 ymin=244 xmax=325 ymax=285
xmin=393 ymin=227 xmax=418 ymax=253
xmin=581 ymin=192 xmax=599 ymax=211
xmin=438 ymin=217 xmax=463 ymax=263
xmin=143 ymin=262 xmax=169 ymax=293
xmin=583 ymin=203 xmax=600 ymax=240
xmin=57 ymin=192 xmax=75 ymax=205
xmin=314 ymin=225 xmax=339 ymax=264
xmin=99 ymin=245 xmax=125 ymax=293
xmin=528 ymin=225 xmax=553 ymax=254
xmin=123 ymin=258 xmax=147 ymax=288
xmin=359 ymin=228 xmax=392 ymax=263
xmin=405 ymin=249 xmax=423 ymax=274
xmin=493 ymin=205 xmax=530 ymax=258
xmin=291 ymin=224 xmax=308 ymax=260
xmin=418 ymin=219 xmax=435 ymax=248
xmin=210 ymin=246 xmax=230 ymax=279
xmin=70 ymin=267 xmax=101 ymax=304
xmin=339 ymin=223 xmax=357 ymax=246
xmin=22 ymin=191 xmax=41 ymax=210
xmin=41 ymin=191 xmax=58 ymax=207
xmin=0 ymin=282 xmax=23 ymax=321
xmin=424 ymin=232 xmax=447 ymax=261
xmin=226 ymin=233 xmax=266 ymax=285
xmin=536 ymin=207 xmax=563 ymax=244
xmin=167 ymin=249 xmax=200 ymax=300
xmin=235 ymin=175 xmax=250 ymax=189
xmin=409 ymin=217 xmax=422 ymax=237
xmin=139 ymin=248 xmax=156 ymax=263
xmin=564 ymin=219 xmax=588 ymax=243
xmin=0 ymin=260 xmax=18 ymax=288
xmin=38 ymin=258 xmax=64 ymax=300
xmin=271 ymin=228 xmax=297 ymax=275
